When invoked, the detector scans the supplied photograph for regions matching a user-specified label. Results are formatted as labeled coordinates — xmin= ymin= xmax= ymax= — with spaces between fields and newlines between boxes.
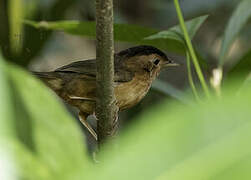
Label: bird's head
xmin=118 ymin=45 xmax=178 ymax=79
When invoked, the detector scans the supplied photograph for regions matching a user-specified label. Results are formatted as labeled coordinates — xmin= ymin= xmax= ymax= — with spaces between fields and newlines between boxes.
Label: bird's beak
xmin=163 ymin=61 xmax=180 ymax=68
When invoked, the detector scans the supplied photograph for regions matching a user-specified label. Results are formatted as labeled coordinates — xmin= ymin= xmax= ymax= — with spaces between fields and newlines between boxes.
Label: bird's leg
xmin=78 ymin=111 xmax=97 ymax=141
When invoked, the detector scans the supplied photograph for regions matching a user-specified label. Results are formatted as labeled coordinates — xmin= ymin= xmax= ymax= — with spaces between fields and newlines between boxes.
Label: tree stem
xmin=95 ymin=0 xmax=118 ymax=146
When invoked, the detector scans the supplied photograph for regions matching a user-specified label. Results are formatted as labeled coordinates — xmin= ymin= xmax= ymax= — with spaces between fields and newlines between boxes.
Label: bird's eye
xmin=154 ymin=59 xmax=160 ymax=65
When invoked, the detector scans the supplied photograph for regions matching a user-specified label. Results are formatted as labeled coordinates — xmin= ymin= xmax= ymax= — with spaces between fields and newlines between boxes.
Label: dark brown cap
xmin=118 ymin=45 xmax=170 ymax=62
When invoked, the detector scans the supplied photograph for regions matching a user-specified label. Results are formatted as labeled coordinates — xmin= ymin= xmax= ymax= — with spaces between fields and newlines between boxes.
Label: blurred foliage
xmin=151 ymin=79 xmax=191 ymax=104
xmin=90 ymin=84 xmax=251 ymax=180
xmin=0 ymin=0 xmax=78 ymax=66
xmin=227 ymin=50 xmax=251 ymax=86
xmin=0 ymin=54 xmax=90 ymax=179
xmin=219 ymin=0 xmax=251 ymax=67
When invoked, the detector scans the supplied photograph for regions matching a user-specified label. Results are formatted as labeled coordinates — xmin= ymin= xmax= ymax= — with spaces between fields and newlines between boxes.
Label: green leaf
xmin=24 ymin=20 xmax=184 ymax=54
xmin=0 ymin=54 xmax=15 ymax=138
xmin=23 ymin=16 xmax=207 ymax=55
xmin=146 ymin=15 xmax=209 ymax=70
xmin=10 ymin=65 xmax=89 ymax=178
xmin=0 ymin=55 xmax=90 ymax=179
xmin=85 ymin=84 xmax=251 ymax=180
xmin=1 ymin=139 xmax=53 ymax=180
xmin=219 ymin=0 xmax=251 ymax=66
xmin=146 ymin=15 xmax=208 ymax=44
xmin=213 ymin=157 xmax=251 ymax=180
xmin=227 ymin=49 xmax=251 ymax=85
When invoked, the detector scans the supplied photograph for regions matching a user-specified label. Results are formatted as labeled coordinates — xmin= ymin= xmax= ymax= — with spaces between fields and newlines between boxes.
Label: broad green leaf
xmin=0 ymin=54 xmax=15 ymax=138
xmin=219 ymin=0 xmax=251 ymax=66
xmin=1 ymin=139 xmax=53 ymax=180
xmin=146 ymin=15 xmax=208 ymax=44
xmin=0 ymin=55 xmax=91 ymax=179
xmin=213 ymin=157 xmax=251 ymax=180
xmin=85 ymin=84 xmax=251 ymax=180
xmin=227 ymin=49 xmax=251 ymax=85
xmin=8 ymin=65 xmax=90 ymax=179
xmin=23 ymin=16 xmax=207 ymax=55
xmin=0 ymin=55 xmax=50 ymax=179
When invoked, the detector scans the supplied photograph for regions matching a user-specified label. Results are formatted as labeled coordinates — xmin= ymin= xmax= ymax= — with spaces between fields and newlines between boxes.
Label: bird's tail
xmin=32 ymin=71 xmax=63 ymax=91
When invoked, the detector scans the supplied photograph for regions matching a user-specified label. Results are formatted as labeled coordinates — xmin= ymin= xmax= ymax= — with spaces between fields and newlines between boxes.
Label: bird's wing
xmin=55 ymin=59 xmax=97 ymax=77
xmin=55 ymin=58 xmax=134 ymax=82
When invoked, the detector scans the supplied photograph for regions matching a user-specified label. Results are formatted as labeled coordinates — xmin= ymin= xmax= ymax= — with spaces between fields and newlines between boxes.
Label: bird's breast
xmin=115 ymin=73 xmax=151 ymax=110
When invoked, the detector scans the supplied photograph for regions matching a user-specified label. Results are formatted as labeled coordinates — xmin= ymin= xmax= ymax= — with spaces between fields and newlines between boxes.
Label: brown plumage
xmin=33 ymin=45 xmax=177 ymax=140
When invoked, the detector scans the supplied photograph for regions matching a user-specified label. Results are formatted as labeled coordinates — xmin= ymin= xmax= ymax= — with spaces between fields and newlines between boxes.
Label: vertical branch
xmin=95 ymin=0 xmax=118 ymax=145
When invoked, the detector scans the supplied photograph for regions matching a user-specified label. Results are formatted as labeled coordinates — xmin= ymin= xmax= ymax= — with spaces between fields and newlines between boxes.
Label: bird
xmin=33 ymin=45 xmax=178 ymax=140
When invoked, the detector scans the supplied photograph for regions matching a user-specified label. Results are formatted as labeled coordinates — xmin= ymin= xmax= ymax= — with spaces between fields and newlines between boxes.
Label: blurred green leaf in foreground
xmin=0 ymin=54 xmax=90 ymax=180
xmin=90 ymin=82 xmax=251 ymax=180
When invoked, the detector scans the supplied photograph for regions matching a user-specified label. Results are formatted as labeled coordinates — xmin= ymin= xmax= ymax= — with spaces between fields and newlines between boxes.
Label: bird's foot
xmin=79 ymin=112 xmax=97 ymax=141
